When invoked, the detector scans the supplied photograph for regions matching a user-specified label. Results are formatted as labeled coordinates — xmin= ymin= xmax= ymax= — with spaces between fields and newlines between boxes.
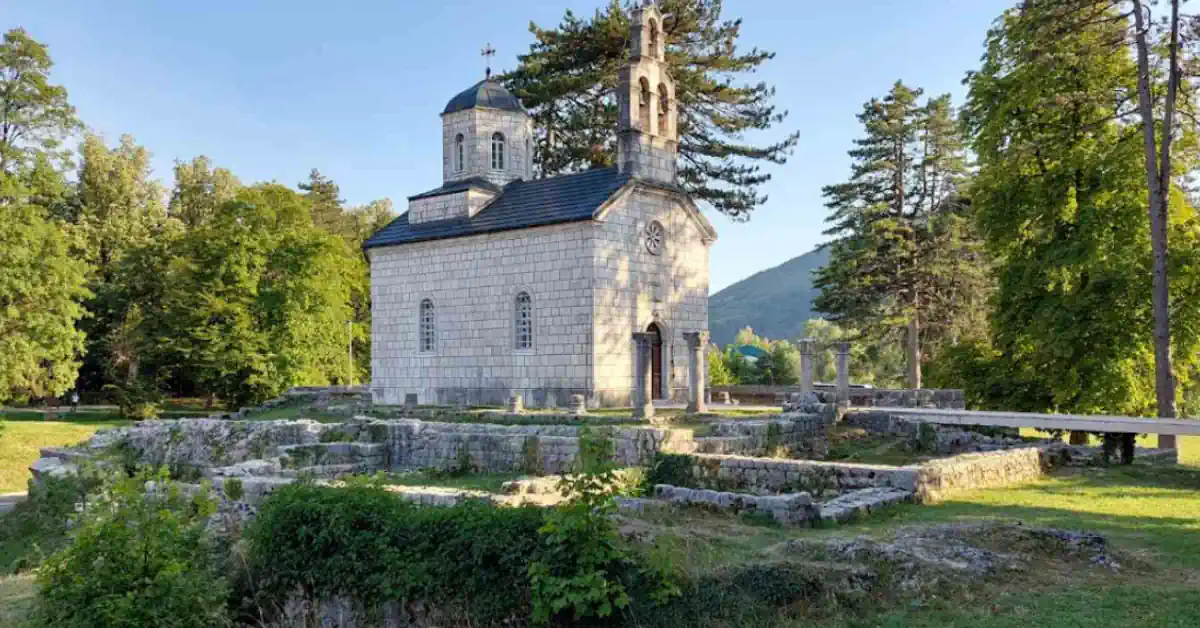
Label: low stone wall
xmin=688 ymin=453 xmax=919 ymax=496
xmin=651 ymin=484 xmax=815 ymax=524
xmin=710 ymin=385 xmax=965 ymax=409
xmin=915 ymin=446 xmax=1058 ymax=503
xmin=845 ymin=410 xmax=1035 ymax=455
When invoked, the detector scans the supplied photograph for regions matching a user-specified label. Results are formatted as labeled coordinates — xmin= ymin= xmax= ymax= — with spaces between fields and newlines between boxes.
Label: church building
xmin=364 ymin=4 xmax=716 ymax=407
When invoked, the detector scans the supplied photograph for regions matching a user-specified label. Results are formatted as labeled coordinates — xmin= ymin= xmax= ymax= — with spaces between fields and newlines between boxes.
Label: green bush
xmin=0 ymin=472 xmax=101 ymax=573
xmin=244 ymin=483 xmax=546 ymax=625
xmin=644 ymin=452 xmax=698 ymax=489
xmin=33 ymin=470 xmax=231 ymax=628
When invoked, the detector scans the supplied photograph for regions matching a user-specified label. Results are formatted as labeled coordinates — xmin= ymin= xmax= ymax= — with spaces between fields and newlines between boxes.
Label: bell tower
xmin=617 ymin=2 xmax=677 ymax=184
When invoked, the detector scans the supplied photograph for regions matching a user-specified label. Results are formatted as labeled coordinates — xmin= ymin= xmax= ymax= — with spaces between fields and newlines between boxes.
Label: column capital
xmin=834 ymin=341 xmax=851 ymax=355
xmin=798 ymin=338 xmax=817 ymax=355
xmin=682 ymin=330 xmax=710 ymax=349
xmin=632 ymin=332 xmax=655 ymax=347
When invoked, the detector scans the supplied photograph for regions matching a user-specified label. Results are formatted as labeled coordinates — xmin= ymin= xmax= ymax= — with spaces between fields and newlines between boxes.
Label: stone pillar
xmin=683 ymin=331 xmax=709 ymax=414
xmin=798 ymin=338 xmax=816 ymax=394
xmin=835 ymin=342 xmax=851 ymax=406
xmin=507 ymin=393 xmax=524 ymax=414
xmin=632 ymin=332 xmax=655 ymax=420
xmin=569 ymin=394 xmax=587 ymax=416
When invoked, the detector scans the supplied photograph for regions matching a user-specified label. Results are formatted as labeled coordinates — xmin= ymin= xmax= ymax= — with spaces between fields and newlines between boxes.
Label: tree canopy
xmin=503 ymin=0 xmax=798 ymax=219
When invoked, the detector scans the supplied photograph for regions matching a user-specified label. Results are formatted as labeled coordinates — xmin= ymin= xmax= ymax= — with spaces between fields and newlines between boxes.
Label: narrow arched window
xmin=515 ymin=291 xmax=533 ymax=351
xmin=658 ymin=84 xmax=669 ymax=134
xmin=491 ymin=132 xmax=505 ymax=170
xmin=649 ymin=19 xmax=659 ymax=58
xmin=638 ymin=77 xmax=651 ymax=129
xmin=419 ymin=299 xmax=436 ymax=353
xmin=454 ymin=134 xmax=464 ymax=172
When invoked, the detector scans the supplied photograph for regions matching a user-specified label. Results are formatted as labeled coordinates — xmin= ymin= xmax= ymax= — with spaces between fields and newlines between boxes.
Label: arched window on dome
xmin=638 ymin=77 xmax=651 ymax=130
xmin=658 ymin=84 xmax=669 ymax=134
xmin=649 ymin=19 xmax=659 ymax=58
xmin=454 ymin=134 xmax=465 ymax=172
xmin=514 ymin=291 xmax=533 ymax=351
xmin=419 ymin=299 xmax=436 ymax=353
xmin=491 ymin=132 xmax=505 ymax=170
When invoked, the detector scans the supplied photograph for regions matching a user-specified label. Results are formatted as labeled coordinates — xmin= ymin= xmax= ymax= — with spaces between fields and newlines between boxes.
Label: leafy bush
xmin=33 ymin=470 xmax=231 ymax=628
xmin=0 ymin=472 xmax=100 ymax=573
xmin=244 ymin=483 xmax=546 ymax=625
xmin=644 ymin=452 xmax=698 ymax=489
xmin=529 ymin=450 xmax=678 ymax=624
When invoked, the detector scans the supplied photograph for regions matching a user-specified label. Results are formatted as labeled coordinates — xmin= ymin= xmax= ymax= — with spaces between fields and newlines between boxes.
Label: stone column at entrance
xmin=798 ymin=338 xmax=816 ymax=394
xmin=632 ymin=332 xmax=656 ymax=420
xmin=683 ymin=331 xmax=709 ymax=414
xmin=835 ymin=342 xmax=851 ymax=405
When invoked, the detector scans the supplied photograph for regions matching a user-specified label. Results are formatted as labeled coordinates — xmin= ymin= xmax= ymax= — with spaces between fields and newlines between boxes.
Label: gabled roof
xmin=407 ymin=177 xmax=502 ymax=201
xmin=442 ymin=80 xmax=525 ymax=115
xmin=363 ymin=167 xmax=633 ymax=249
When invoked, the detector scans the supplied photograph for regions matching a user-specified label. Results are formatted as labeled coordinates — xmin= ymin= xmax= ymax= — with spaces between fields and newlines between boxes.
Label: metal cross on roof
xmin=481 ymin=43 xmax=496 ymax=79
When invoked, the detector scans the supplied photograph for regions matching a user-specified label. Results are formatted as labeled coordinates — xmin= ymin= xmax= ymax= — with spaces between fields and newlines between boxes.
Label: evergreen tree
xmin=813 ymin=82 xmax=986 ymax=389
xmin=503 ymin=0 xmax=799 ymax=219
xmin=956 ymin=2 xmax=1200 ymax=415
xmin=298 ymin=168 xmax=346 ymax=234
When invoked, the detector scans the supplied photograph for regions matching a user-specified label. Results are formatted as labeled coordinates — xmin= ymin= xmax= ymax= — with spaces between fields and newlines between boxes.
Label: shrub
xmin=245 ymin=483 xmax=546 ymax=625
xmin=33 ymin=470 xmax=231 ymax=628
xmin=644 ymin=452 xmax=697 ymax=489
xmin=0 ymin=471 xmax=100 ymax=573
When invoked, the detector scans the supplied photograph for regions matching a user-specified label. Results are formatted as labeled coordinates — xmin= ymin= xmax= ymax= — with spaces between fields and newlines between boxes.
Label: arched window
xmin=648 ymin=19 xmax=658 ymax=58
xmin=658 ymin=84 xmax=669 ymax=134
xmin=419 ymin=299 xmax=435 ymax=353
xmin=491 ymin=132 xmax=505 ymax=170
xmin=638 ymin=77 xmax=651 ymax=130
xmin=454 ymin=134 xmax=464 ymax=172
xmin=515 ymin=291 xmax=533 ymax=351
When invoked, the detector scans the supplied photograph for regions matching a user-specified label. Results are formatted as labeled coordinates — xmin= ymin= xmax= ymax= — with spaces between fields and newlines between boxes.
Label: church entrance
xmin=647 ymin=323 xmax=665 ymax=400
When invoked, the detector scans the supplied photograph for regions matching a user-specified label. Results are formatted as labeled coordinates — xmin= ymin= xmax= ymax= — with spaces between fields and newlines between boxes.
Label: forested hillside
xmin=708 ymin=247 xmax=829 ymax=346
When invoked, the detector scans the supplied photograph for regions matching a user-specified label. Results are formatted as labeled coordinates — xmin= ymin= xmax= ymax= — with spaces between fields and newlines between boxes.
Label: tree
xmin=298 ymin=168 xmax=346 ymax=234
xmin=0 ymin=28 xmax=79 ymax=179
xmin=504 ymin=0 xmax=799 ymax=219
xmin=813 ymin=82 xmax=985 ymax=389
xmin=959 ymin=1 xmax=1200 ymax=416
xmin=163 ymin=184 xmax=358 ymax=406
xmin=0 ymin=179 xmax=89 ymax=403
xmin=169 ymin=155 xmax=238 ymax=228
xmin=72 ymin=133 xmax=170 ymax=393
xmin=706 ymin=344 xmax=734 ymax=386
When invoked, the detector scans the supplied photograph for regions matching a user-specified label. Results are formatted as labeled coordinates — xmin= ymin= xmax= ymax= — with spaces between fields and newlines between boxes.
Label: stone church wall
xmin=591 ymin=186 xmax=710 ymax=406
xmin=369 ymin=221 xmax=596 ymax=407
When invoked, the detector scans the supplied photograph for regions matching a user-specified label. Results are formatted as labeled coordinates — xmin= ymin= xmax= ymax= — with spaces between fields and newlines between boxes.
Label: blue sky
xmin=5 ymin=0 xmax=1013 ymax=292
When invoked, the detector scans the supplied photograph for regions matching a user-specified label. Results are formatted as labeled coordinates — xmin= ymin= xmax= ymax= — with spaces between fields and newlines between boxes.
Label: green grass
xmin=0 ymin=418 xmax=128 ymax=493
xmin=0 ymin=574 xmax=33 ymax=627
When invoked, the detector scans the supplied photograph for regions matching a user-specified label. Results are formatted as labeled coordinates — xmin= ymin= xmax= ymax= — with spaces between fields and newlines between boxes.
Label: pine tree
xmin=503 ymin=0 xmax=798 ymax=219
xmin=298 ymin=168 xmax=345 ymax=234
xmin=813 ymin=83 xmax=985 ymax=389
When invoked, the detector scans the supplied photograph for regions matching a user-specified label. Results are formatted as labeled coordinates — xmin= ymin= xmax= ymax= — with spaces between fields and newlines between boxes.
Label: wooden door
xmin=648 ymin=323 xmax=664 ymax=400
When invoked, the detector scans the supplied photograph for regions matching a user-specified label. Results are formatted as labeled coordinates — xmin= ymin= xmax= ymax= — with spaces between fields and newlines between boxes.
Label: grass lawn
xmin=0 ymin=574 xmax=33 ymax=627
xmin=0 ymin=417 xmax=129 ymax=494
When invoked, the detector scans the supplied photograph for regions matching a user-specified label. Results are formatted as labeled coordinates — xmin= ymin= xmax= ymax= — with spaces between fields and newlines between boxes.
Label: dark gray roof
xmin=364 ymin=167 xmax=631 ymax=249
xmin=407 ymin=177 xmax=502 ymax=201
xmin=443 ymin=80 xmax=525 ymax=115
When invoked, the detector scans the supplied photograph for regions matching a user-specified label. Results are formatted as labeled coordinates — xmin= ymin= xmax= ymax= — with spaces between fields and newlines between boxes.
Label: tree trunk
xmin=1131 ymin=1 xmax=1178 ymax=431
xmin=907 ymin=314 xmax=921 ymax=390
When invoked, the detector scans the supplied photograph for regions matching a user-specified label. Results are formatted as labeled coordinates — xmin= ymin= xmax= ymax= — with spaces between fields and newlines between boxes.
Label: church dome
xmin=442 ymin=79 xmax=525 ymax=115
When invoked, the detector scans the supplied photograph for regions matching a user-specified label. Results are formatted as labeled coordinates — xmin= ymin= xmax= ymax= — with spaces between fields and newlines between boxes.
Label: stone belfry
xmin=617 ymin=2 xmax=677 ymax=184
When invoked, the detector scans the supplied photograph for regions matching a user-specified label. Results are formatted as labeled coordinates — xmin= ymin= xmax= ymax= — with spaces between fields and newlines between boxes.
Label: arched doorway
xmin=646 ymin=323 xmax=665 ymax=400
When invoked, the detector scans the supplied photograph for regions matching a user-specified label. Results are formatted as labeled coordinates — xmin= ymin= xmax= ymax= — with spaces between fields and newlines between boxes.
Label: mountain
xmin=708 ymin=246 xmax=830 ymax=346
